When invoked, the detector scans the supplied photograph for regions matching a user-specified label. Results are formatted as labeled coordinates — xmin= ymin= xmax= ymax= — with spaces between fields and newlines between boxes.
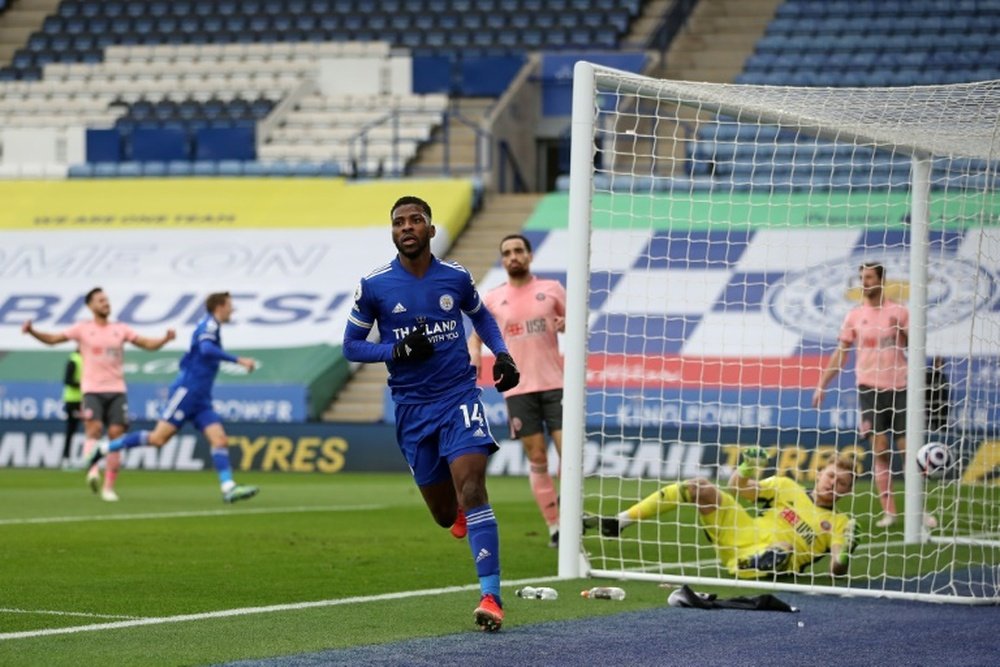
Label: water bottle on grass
xmin=516 ymin=586 xmax=559 ymax=600
xmin=581 ymin=586 xmax=626 ymax=601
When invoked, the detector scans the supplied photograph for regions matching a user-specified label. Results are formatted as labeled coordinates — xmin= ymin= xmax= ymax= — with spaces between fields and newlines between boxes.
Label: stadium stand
xmin=554 ymin=0 xmax=1000 ymax=193
xmin=0 ymin=0 xmax=647 ymax=179
xmin=709 ymin=0 xmax=1000 ymax=191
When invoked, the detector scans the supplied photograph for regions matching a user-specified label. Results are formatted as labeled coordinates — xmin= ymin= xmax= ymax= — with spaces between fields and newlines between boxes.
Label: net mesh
xmin=572 ymin=65 xmax=1000 ymax=603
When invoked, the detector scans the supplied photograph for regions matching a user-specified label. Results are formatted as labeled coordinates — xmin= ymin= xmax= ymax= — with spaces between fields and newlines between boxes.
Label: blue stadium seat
xmin=171 ymin=1 xmax=194 ymax=17
xmin=606 ymin=9 xmax=629 ymax=33
xmin=192 ymin=4 xmax=215 ymax=19
xmin=80 ymin=2 xmax=101 ymax=19
xmin=26 ymin=33 xmax=50 ymax=52
xmin=92 ymin=162 xmax=120 ymax=178
xmin=57 ymin=3 xmax=80 ymax=19
xmin=148 ymin=1 xmax=169 ymax=18
xmin=141 ymin=161 xmax=169 ymax=176
xmin=165 ymin=160 xmax=193 ymax=176
xmin=42 ymin=15 xmax=66 ymax=35
xmin=460 ymin=12 xmax=484 ymax=30
xmin=116 ymin=161 xmax=143 ymax=177
xmin=295 ymin=15 xmax=318 ymax=31
xmin=215 ymin=160 xmax=246 ymax=176
xmin=68 ymin=163 xmax=96 ymax=178
xmin=104 ymin=1 xmax=124 ymax=18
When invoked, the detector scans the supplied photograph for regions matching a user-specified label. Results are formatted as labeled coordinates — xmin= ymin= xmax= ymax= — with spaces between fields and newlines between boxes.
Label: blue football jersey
xmin=345 ymin=256 xmax=500 ymax=405
xmin=173 ymin=314 xmax=236 ymax=396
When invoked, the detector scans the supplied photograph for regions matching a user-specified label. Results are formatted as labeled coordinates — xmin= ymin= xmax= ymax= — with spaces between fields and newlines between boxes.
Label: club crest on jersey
xmin=535 ymin=293 xmax=546 ymax=301
xmin=439 ymin=294 xmax=454 ymax=311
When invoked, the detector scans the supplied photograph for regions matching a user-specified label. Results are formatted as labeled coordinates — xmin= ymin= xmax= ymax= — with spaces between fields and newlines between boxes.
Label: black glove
xmin=392 ymin=324 xmax=434 ymax=362
xmin=492 ymin=352 xmax=520 ymax=392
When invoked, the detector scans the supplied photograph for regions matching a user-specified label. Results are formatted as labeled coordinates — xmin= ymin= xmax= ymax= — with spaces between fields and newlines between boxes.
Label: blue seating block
xmin=194 ymin=126 xmax=256 ymax=160
xmin=411 ymin=54 xmax=453 ymax=94
xmin=130 ymin=127 xmax=189 ymax=161
xmin=86 ymin=128 xmax=122 ymax=162
xmin=459 ymin=54 xmax=525 ymax=97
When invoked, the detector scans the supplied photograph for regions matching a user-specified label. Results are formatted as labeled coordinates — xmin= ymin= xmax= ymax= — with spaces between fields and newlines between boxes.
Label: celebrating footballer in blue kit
xmin=84 ymin=292 xmax=260 ymax=504
xmin=342 ymin=195 xmax=520 ymax=633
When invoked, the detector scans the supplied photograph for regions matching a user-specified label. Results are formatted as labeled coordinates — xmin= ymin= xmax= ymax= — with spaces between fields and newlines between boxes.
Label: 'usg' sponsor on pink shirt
xmin=484 ymin=276 xmax=566 ymax=397
xmin=62 ymin=321 xmax=139 ymax=394
xmin=838 ymin=300 xmax=909 ymax=390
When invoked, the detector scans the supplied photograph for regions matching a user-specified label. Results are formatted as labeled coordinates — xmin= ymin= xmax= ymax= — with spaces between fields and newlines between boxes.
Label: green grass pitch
xmin=0 ymin=469 xmax=679 ymax=666
xmin=1 ymin=469 xmax=995 ymax=665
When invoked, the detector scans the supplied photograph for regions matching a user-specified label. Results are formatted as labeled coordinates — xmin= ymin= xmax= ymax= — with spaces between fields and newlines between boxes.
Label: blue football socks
xmin=466 ymin=504 xmax=501 ymax=603
xmin=108 ymin=430 xmax=148 ymax=453
xmin=211 ymin=448 xmax=235 ymax=487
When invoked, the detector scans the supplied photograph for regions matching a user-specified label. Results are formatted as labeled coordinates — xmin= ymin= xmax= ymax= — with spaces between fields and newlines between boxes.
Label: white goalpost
xmin=557 ymin=61 xmax=1000 ymax=604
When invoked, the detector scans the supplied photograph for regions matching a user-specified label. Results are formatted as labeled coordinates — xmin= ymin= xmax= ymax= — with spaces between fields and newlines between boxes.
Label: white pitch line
xmin=0 ymin=505 xmax=385 ymax=527
xmin=0 ymin=577 xmax=558 ymax=642
xmin=0 ymin=608 xmax=143 ymax=620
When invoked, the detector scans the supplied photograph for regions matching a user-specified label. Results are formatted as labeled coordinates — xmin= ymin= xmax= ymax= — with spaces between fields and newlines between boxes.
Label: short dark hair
xmin=499 ymin=234 xmax=532 ymax=253
xmin=390 ymin=196 xmax=432 ymax=221
xmin=859 ymin=262 xmax=884 ymax=281
xmin=205 ymin=292 xmax=231 ymax=314
xmin=85 ymin=287 xmax=103 ymax=304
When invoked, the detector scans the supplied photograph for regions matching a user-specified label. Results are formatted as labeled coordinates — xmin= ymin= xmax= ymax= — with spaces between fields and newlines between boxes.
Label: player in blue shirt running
xmin=84 ymin=292 xmax=259 ymax=504
xmin=343 ymin=195 xmax=520 ymax=633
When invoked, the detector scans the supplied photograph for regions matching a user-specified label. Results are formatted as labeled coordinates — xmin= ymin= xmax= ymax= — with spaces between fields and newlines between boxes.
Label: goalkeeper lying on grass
xmin=591 ymin=449 xmax=857 ymax=579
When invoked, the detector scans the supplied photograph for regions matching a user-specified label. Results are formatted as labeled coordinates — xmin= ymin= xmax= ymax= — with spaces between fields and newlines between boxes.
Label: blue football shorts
xmin=160 ymin=384 xmax=222 ymax=431
xmin=394 ymin=387 xmax=498 ymax=486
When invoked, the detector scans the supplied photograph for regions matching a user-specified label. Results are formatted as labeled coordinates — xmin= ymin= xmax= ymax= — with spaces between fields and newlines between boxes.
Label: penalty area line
xmin=0 ymin=505 xmax=386 ymax=526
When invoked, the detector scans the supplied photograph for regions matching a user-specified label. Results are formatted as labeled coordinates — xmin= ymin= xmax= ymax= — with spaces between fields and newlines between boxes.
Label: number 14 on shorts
xmin=459 ymin=402 xmax=485 ymax=429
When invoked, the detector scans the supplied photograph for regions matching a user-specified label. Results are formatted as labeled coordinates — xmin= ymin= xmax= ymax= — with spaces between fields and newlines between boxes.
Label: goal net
xmin=557 ymin=62 xmax=1000 ymax=604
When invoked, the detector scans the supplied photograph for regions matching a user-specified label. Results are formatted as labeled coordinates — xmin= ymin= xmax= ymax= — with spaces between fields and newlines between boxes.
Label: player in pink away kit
xmin=22 ymin=287 xmax=175 ymax=502
xmin=469 ymin=234 xmax=566 ymax=547
xmin=812 ymin=263 xmax=935 ymax=529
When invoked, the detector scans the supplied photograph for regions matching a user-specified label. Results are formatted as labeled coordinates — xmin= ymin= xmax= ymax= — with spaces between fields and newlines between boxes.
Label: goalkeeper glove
xmin=492 ymin=352 xmax=520 ymax=392
xmin=837 ymin=518 xmax=858 ymax=568
xmin=392 ymin=324 xmax=434 ymax=362
xmin=737 ymin=447 xmax=769 ymax=479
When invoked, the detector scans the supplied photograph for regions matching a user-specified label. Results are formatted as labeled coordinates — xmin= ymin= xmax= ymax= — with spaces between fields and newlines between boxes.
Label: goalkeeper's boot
xmin=582 ymin=512 xmax=600 ymax=533
xmin=600 ymin=516 xmax=622 ymax=538
xmin=450 ymin=507 xmax=467 ymax=539
xmin=473 ymin=593 xmax=503 ymax=632
xmin=223 ymin=485 xmax=259 ymax=504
